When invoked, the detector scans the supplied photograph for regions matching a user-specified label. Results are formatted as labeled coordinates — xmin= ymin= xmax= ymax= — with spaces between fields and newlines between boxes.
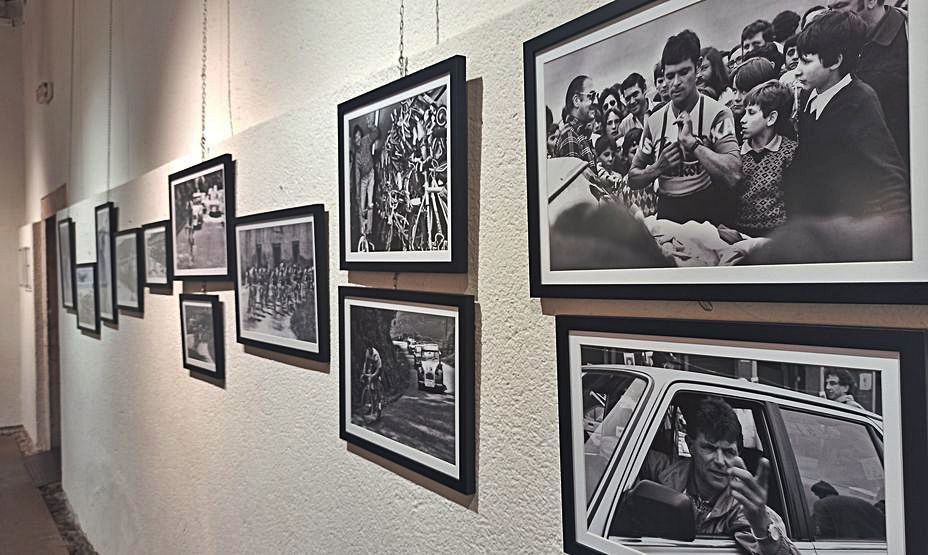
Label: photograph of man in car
xmin=636 ymin=396 xmax=797 ymax=554
xmin=823 ymin=368 xmax=864 ymax=409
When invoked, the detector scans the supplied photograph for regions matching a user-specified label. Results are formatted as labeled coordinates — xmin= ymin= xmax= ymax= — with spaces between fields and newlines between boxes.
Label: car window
xmin=582 ymin=372 xmax=647 ymax=504
xmin=780 ymin=408 xmax=886 ymax=541
xmin=615 ymin=393 xmax=789 ymax=541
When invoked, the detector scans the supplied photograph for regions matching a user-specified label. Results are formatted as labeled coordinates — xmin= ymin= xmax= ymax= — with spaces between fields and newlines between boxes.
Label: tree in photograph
xmin=350 ymin=307 xmax=408 ymax=406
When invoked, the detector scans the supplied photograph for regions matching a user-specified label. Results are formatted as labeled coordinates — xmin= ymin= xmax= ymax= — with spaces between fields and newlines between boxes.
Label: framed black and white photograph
xmin=338 ymin=55 xmax=467 ymax=273
xmin=179 ymin=293 xmax=225 ymax=379
xmin=95 ymin=202 xmax=117 ymax=323
xmin=142 ymin=220 xmax=173 ymax=287
xmin=525 ymin=0 xmax=922 ymax=303
xmin=234 ymin=204 xmax=329 ymax=361
xmin=169 ymin=154 xmax=236 ymax=281
xmin=57 ymin=218 xmax=76 ymax=309
xmin=557 ymin=316 xmax=927 ymax=555
xmin=339 ymin=287 xmax=475 ymax=494
xmin=115 ymin=228 xmax=144 ymax=312
xmin=74 ymin=263 xmax=99 ymax=334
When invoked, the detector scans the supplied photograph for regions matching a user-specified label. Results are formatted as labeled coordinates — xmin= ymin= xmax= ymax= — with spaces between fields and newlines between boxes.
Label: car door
xmin=773 ymin=405 xmax=888 ymax=555
xmin=600 ymin=382 xmax=817 ymax=555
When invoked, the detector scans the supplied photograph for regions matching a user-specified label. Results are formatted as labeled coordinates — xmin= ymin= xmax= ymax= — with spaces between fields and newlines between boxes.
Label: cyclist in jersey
xmin=360 ymin=346 xmax=384 ymax=413
xmin=628 ymin=30 xmax=742 ymax=226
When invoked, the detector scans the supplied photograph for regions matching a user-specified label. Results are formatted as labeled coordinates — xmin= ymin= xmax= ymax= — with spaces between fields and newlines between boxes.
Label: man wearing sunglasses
xmin=555 ymin=75 xmax=598 ymax=166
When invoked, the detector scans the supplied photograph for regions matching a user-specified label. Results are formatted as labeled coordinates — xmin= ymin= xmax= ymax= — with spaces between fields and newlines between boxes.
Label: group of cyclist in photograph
xmin=242 ymin=261 xmax=315 ymax=321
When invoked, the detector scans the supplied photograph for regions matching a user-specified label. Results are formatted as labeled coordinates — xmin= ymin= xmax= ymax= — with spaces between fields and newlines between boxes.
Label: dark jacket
xmin=856 ymin=6 xmax=909 ymax=164
xmin=786 ymin=79 xmax=909 ymax=220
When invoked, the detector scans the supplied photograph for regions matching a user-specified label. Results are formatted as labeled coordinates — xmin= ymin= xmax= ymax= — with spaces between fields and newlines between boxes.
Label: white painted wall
xmin=0 ymin=25 xmax=25 ymax=428
xmin=19 ymin=0 xmax=928 ymax=553
xmin=18 ymin=227 xmax=35 ymax=440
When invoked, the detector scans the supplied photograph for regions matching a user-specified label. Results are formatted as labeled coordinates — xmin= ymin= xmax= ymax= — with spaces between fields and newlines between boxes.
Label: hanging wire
xmin=200 ymin=0 xmax=209 ymax=160
xmin=67 ymin=0 xmax=76 ymax=215
xmin=435 ymin=0 xmax=439 ymax=45
xmin=226 ymin=0 xmax=234 ymax=136
xmin=398 ymin=0 xmax=408 ymax=76
xmin=106 ymin=0 xmax=114 ymax=200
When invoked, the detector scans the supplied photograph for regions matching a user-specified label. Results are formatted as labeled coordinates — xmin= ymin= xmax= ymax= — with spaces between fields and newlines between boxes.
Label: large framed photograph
xmin=339 ymin=287 xmax=475 ymax=494
xmin=74 ymin=263 xmax=99 ymax=334
xmin=115 ymin=228 xmax=144 ymax=312
xmin=169 ymin=154 xmax=236 ymax=281
xmin=525 ymin=0 xmax=921 ymax=303
xmin=179 ymin=293 xmax=225 ymax=379
xmin=338 ymin=55 xmax=468 ymax=273
xmin=57 ymin=218 xmax=76 ymax=309
xmin=95 ymin=202 xmax=118 ymax=323
xmin=234 ymin=204 xmax=330 ymax=361
xmin=142 ymin=220 xmax=173 ymax=287
xmin=557 ymin=316 xmax=927 ymax=554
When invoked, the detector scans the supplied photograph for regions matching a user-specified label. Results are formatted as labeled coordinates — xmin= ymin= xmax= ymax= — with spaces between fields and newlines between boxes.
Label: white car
xmin=574 ymin=364 xmax=887 ymax=554
xmin=416 ymin=344 xmax=446 ymax=393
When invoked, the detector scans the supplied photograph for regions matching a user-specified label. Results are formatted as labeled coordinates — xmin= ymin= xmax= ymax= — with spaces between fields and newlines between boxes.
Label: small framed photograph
xmin=169 ymin=154 xmax=236 ymax=281
xmin=557 ymin=316 xmax=927 ymax=554
xmin=95 ymin=202 xmax=118 ymax=324
xmin=58 ymin=218 xmax=76 ymax=309
xmin=525 ymin=0 xmax=921 ymax=303
xmin=338 ymin=55 xmax=468 ymax=273
xmin=142 ymin=220 xmax=173 ymax=287
xmin=234 ymin=204 xmax=330 ymax=361
xmin=74 ymin=263 xmax=99 ymax=333
xmin=115 ymin=228 xmax=144 ymax=312
xmin=179 ymin=293 xmax=225 ymax=379
xmin=339 ymin=287 xmax=475 ymax=494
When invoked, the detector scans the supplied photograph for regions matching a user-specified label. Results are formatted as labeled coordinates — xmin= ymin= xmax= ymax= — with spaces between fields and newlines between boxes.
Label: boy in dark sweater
xmin=787 ymin=10 xmax=908 ymax=223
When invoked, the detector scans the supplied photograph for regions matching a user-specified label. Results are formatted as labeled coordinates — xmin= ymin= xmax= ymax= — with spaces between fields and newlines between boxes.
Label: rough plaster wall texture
xmin=0 ymin=25 xmax=25 ymax=428
xmin=21 ymin=0 xmax=533 ymax=223
xmin=53 ymin=2 xmax=928 ymax=555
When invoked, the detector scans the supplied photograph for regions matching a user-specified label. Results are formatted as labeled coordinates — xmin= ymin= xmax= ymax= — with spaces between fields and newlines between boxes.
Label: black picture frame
xmin=168 ymin=153 xmax=236 ymax=281
xmin=94 ymin=202 xmax=118 ymax=324
xmin=115 ymin=228 xmax=144 ymax=313
xmin=524 ymin=0 xmax=924 ymax=304
xmin=179 ymin=293 xmax=225 ymax=380
xmin=74 ymin=262 xmax=99 ymax=334
xmin=556 ymin=315 xmax=928 ymax=555
xmin=338 ymin=55 xmax=468 ymax=273
xmin=338 ymin=286 xmax=475 ymax=494
xmin=57 ymin=217 xmax=77 ymax=310
xmin=142 ymin=219 xmax=174 ymax=288
xmin=233 ymin=204 xmax=330 ymax=362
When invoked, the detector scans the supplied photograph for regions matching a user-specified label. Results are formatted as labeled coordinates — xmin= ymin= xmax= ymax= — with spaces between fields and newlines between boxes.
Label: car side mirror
xmin=609 ymin=480 xmax=696 ymax=541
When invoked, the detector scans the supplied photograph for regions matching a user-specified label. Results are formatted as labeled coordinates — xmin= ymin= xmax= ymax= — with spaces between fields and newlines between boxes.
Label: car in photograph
xmin=578 ymin=365 xmax=887 ymax=555
xmin=416 ymin=344 xmax=446 ymax=393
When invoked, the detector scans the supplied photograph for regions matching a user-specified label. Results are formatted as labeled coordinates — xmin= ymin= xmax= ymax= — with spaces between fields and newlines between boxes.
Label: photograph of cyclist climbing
xmin=339 ymin=287 xmax=475 ymax=494
xmin=169 ymin=154 xmax=235 ymax=280
xmin=339 ymin=56 xmax=467 ymax=272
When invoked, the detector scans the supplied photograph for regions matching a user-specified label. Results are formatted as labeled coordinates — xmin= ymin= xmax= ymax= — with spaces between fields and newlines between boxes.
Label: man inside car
xmin=638 ymin=396 xmax=799 ymax=555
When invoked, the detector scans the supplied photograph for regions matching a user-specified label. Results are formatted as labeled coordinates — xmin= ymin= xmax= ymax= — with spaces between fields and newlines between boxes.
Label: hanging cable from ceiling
xmin=435 ymin=0 xmax=440 ymax=45
xmin=200 ymin=0 xmax=209 ymax=160
xmin=398 ymin=0 xmax=408 ymax=77
xmin=106 ymin=0 xmax=113 ymax=200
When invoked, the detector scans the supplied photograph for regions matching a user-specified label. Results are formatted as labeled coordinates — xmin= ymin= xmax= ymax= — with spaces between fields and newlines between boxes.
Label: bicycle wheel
xmin=361 ymin=387 xmax=373 ymax=418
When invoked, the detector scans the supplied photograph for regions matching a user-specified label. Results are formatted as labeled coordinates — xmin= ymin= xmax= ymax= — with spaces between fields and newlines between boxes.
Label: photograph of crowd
xmin=143 ymin=221 xmax=171 ymax=287
xmin=558 ymin=318 xmax=909 ymax=554
xmin=169 ymin=155 xmax=234 ymax=279
xmin=345 ymin=81 xmax=452 ymax=256
xmin=95 ymin=203 xmax=116 ymax=323
xmin=180 ymin=294 xmax=224 ymax=377
xmin=340 ymin=288 xmax=475 ymax=493
xmin=532 ymin=0 xmax=912 ymax=285
xmin=115 ymin=230 xmax=142 ymax=311
xmin=235 ymin=207 xmax=326 ymax=360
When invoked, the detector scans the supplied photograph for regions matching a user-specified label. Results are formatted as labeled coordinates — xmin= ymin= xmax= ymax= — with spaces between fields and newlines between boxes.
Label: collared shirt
xmin=640 ymin=451 xmax=799 ymax=555
xmin=806 ymin=74 xmax=852 ymax=120
xmin=741 ymin=134 xmax=783 ymax=155
xmin=554 ymin=114 xmax=595 ymax=166
xmin=834 ymin=394 xmax=865 ymax=410
xmin=617 ymin=112 xmax=644 ymax=138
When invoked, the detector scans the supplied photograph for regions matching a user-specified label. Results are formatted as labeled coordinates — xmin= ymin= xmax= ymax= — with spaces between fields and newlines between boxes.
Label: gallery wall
xmin=15 ymin=0 xmax=928 ymax=553
xmin=0 ymin=24 xmax=25 ymax=428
